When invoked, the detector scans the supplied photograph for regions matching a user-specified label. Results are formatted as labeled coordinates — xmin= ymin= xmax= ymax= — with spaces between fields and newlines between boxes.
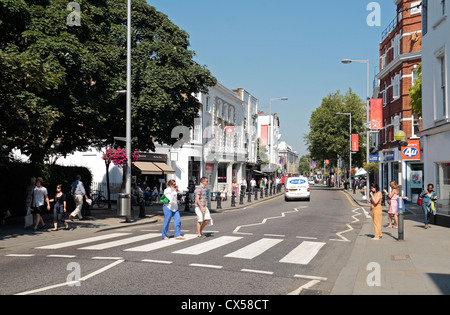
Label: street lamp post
xmin=269 ymin=97 xmax=288 ymax=179
xmin=342 ymin=59 xmax=370 ymax=201
xmin=337 ymin=112 xmax=352 ymax=185
xmin=395 ymin=130 xmax=408 ymax=241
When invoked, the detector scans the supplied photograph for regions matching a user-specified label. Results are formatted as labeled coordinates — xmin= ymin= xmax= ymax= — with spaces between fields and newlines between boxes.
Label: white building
xmin=419 ymin=0 xmax=450 ymax=213
xmin=278 ymin=141 xmax=299 ymax=175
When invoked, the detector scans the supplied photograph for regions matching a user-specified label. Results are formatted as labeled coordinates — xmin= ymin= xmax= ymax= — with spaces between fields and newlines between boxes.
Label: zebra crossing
xmin=31 ymin=231 xmax=329 ymax=267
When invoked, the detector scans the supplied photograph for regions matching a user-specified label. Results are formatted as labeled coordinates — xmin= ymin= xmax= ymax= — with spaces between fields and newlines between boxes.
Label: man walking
xmin=194 ymin=177 xmax=211 ymax=239
xmin=70 ymin=175 xmax=88 ymax=221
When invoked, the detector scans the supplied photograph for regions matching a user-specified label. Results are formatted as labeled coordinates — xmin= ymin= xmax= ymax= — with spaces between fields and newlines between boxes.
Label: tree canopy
xmin=305 ymin=89 xmax=366 ymax=168
xmin=0 ymin=0 xmax=216 ymax=164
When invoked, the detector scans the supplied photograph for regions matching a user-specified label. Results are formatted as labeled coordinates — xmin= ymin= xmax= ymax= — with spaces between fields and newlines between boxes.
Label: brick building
xmin=374 ymin=0 xmax=423 ymax=200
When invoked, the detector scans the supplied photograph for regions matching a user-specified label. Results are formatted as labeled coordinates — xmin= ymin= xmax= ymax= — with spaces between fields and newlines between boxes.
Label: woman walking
xmin=162 ymin=180 xmax=184 ymax=240
xmin=369 ymin=184 xmax=383 ymax=240
xmin=49 ymin=184 xmax=69 ymax=231
xmin=419 ymin=184 xmax=438 ymax=229
xmin=383 ymin=181 xmax=399 ymax=229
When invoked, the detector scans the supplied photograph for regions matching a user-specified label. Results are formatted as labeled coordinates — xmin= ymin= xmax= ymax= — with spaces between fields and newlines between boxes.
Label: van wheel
xmin=285 ymin=197 xmax=289 ymax=201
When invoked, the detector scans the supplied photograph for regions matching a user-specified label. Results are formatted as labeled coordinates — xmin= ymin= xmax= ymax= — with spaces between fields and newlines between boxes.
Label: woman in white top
xmin=162 ymin=180 xmax=184 ymax=240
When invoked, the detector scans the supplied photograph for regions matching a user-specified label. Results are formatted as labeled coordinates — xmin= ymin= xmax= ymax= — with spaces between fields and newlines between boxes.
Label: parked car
xmin=285 ymin=177 xmax=310 ymax=201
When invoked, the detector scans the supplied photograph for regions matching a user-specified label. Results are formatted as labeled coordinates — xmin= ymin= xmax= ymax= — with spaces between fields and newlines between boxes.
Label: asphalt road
xmin=1 ymin=186 xmax=365 ymax=297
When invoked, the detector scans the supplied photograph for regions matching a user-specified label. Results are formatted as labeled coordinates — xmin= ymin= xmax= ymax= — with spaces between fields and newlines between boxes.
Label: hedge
xmin=0 ymin=162 xmax=92 ymax=217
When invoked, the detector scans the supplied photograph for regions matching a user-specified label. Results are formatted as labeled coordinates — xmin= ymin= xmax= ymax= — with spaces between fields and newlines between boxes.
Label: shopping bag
xmin=24 ymin=209 xmax=33 ymax=228
xmin=417 ymin=197 xmax=423 ymax=206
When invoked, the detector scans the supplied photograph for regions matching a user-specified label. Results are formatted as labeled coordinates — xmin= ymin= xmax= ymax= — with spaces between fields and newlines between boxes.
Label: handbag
xmin=417 ymin=197 xmax=423 ymax=206
xmin=24 ymin=208 xmax=33 ymax=228
xmin=160 ymin=194 xmax=169 ymax=204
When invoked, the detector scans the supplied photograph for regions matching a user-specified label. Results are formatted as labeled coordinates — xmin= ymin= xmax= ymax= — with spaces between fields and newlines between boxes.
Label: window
xmin=441 ymin=0 xmax=446 ymax=16
xmin=392 ymin=33 xmax=401 ymax=59
xmin=392 ymin=73 xmax=401 ymax=100
xmin=411 ymin=114 xmax=421 ymax=137
xmin=410 ymin=1 xmax=422 ymax=15
xmin=439 ymin=56 xmax=447 ymax=117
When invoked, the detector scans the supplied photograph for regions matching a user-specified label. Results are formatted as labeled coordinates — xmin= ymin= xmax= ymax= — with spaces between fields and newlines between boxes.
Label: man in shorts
xmin=194 ymin=177 xmax=211 ymax=239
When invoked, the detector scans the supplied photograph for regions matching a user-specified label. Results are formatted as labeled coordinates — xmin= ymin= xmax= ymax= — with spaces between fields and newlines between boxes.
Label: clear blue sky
xmin=149 ymin=0 xmax=397 ymax=157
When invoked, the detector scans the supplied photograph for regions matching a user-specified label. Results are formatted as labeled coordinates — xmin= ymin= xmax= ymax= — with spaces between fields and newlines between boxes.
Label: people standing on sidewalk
xmin=32 ymin=177 xmax=50 ymax=231
xmin=161 ymin=179 xmax=184 ymax=240
xmin=383 ymin=181 xmax=399 ymax=229
xmin=70 ymin=175 xmax=88 ymax=221
xmin=49 ymin=184 xmax=69 ymax=231
xmin=369 ymin=184 xmax=383 ymax=240
xmin=250 ymin=178 xmax=256 ymax=194
xmin=25 ymin=177 xmax=36 ymax=227
xmin=195 ymin=177 xmax=211 ymax=239
xmin=419 ymin=184 xmax=438 ymax=229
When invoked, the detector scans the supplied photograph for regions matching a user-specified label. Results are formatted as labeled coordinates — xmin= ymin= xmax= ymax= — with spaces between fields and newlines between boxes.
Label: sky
xmin=149 ymin=0 xmax=398 ymax=157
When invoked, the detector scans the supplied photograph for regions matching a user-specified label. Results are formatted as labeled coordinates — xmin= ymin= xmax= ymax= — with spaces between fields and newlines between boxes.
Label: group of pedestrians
xmin=161 ymin=177 xmax=211 ymax=240
xmin=25 ymin=175 xmax=88 ymax=232
xmin=368 ymin=181 xmax=439 ymax=240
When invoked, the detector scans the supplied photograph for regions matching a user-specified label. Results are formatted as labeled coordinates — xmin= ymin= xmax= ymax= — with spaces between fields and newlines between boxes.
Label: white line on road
xmin=5 ymin=254 xmax=35 ymax=257
xmin=142 ymin=259 xmax=173 ymax=265
xmin=78 ymin=233 xmax=160 ymax=250
xmin=125 ymin=234 xmax=197 ymax=252
xmin=294 ymin=274 xmax=328 ymax=281
xmin=189 ymin=263 xmax=223 ymax=269
xmin=241 ymin=269 xmax=274 ymax=275
xmin=279 ymin=241 xmax=325 ymax=265
xmin=46 ymin=255 xmax=76 ymax=258
xmin=173 ymin=236 xmax=242 ymax=256
xmin=35 ymin=233 xmax=131 ymax=250
xmin=225 ymin=238 xmax=283 ymax=260
xmin=288 ymin=280 xmax=321 ymax=295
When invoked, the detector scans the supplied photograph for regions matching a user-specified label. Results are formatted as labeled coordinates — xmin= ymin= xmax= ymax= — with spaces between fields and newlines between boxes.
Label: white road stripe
xmin=142 ymin=259 xmax=173 ymax=265
xmin=124 ymin=234 xmax=197 ymax=252
xmin=35 ymin=233 xmax=131 ymax=250
xmin=225 ymin=238 xmax=283 ymax=260
xmin=5 ymin=254 xmax=35 ymax=257
xmin=78 ymin=233 xmax=160 ymax=250
xmin=173 ymin=236 xmax=242 ymax=256
xmin=46 ymin=255 xmax=76 ymax=258
xmin=279 ymin=241 xmax=325 ymax=265
xmin=190 ymin=263 xmax=223 ymax=269
xmin=241 ymin=269 xmax=274 ymax=275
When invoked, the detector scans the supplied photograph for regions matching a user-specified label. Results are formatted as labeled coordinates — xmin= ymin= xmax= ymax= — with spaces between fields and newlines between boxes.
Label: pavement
xmin=332 ymin=188 xmax=450 ymax=295
xmin=1 ymin=186 xmax=449 ymax=295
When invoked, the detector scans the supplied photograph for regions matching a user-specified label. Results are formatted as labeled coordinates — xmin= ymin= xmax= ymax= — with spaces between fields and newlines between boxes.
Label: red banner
xmin=370 ymin=99 xmax=383 ymax=130
xmin=352 ymin=134 xmax=359 ymax=152
xmin=260 ymin=125 xmax=269 ymax=146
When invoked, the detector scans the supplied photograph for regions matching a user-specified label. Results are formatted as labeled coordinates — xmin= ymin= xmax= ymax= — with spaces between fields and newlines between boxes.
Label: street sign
xmin=401 ymin=140 xmax=421 ymax=160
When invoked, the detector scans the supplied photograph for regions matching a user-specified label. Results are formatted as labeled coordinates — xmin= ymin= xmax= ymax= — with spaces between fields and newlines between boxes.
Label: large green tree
xmin=0 ymin=0 xmax=216 ymax=163
xmin=305 ymin=89 xmax=366 ymax=169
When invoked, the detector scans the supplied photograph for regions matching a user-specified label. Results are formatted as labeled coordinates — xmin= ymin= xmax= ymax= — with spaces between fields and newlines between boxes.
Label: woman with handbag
xmin=49 ymin=184 xmax=69 ymax=231
xmin=419 ymin=184 xmax=438 ymax=229
xmin=161 ymin=180 xmax=184 ymax=240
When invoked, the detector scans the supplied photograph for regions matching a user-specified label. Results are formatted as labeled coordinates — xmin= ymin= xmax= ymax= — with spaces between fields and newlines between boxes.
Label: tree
xmin=305 ymin=89 xmax=366 ymax=169
xmin=0 ymin=0 xmax=216 ymax=164
xmin=409 ymin=62 xmax=422 ymax=117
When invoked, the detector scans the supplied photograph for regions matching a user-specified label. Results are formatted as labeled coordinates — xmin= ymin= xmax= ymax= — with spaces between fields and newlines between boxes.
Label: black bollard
xmin=265 ymin=186 xmax=268 ymax=197
xmin=247 ymin=191 xmax=252 ymax=203
xmin=260 ymin=187 xmax=264 ymax=199
xmin=239 ymin=190 xmax=244 ymax=205
xmin=254 ymin=189 xmax=258 ymax=201
xmin=231 ymin=191 xmax=236 ymax=207
xmin=216 ymin=192 xmax=222 ymax=210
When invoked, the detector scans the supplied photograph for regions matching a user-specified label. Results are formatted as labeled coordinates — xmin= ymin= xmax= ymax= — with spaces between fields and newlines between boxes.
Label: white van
xmin=285 ymin=177 xmax=310 ymax=201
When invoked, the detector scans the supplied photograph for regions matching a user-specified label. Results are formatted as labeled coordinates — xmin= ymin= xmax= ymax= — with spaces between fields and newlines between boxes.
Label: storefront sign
xmin=383 ymin=150 xmax=395 ymax=161
xmin=401 ymin=140 xmax=421 ymax=160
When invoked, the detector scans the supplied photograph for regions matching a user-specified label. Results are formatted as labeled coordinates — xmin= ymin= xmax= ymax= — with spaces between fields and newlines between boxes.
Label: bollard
xmin=231 ymin=191 xmax=236 ymax=207
xmin=269 ymin=185 xmax=273 ymax=196
xmin=260 ymin=187 xmax=264 ymax=199
xmin=239 ymin=190 xmax=244 ymax=205
xmin=265 ymin=187 xmax=268 ymax=197
xmin=398 ymin=197 xmax=404 ymax=240
xmin=254 ymin=189 xmax=258 ymax=201
xmin=216 ymin=192 xmax=222 ymax=210
xmin=185 ymin=191 xmax=190 ymax=212
xmin=247 ymin=191 xmax=252 ymax=203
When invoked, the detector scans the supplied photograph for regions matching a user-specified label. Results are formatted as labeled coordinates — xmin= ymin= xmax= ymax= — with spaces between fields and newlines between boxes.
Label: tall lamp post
xmin=395 ymin=130 xmax=408 ymax=241
xmin=337 ymin=112 xmax=352 ymax=184
xmin=269 ymin=97 xmax=288 ymax=178
xmin=342 ymin=59 xmax=370 ymax=201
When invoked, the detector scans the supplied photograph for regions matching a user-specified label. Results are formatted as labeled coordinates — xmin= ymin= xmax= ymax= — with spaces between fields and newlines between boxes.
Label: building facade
xmin=419 ymin=0 xmax=450 ymax=214
xmin=375 ymin=0 xmax=423 ymax=200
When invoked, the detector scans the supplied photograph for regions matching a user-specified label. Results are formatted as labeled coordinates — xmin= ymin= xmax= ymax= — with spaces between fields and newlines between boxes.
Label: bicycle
xmin=90 ymin=190 xmax=107 ymax=208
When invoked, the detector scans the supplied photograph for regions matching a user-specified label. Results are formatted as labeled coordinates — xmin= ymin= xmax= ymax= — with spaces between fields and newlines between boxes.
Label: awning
xmin=134 ymin=162 xmax=175 ymax=175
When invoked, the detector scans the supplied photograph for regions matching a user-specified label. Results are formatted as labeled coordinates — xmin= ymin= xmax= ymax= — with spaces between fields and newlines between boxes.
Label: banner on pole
xmin=370 ymin=99 xmax=383 ymax=130
xmin=352 ymin=134 xmax=359 ymax=152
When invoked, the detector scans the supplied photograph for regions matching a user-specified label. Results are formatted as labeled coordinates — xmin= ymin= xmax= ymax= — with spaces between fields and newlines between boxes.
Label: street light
xmin=269 ymin=97 xmax=288 ymax=176
xmin=337 ymin=112 xmax=352 ymax=187
xmin=394 ymin=129 xmax=408 ymax=241
xmin=341 ymin=59 xmax=370 ymax=201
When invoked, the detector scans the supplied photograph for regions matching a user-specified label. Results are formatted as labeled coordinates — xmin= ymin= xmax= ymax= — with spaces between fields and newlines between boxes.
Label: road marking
xmin=46 ymin=255 xmax=76 ymax=258
xmin=142 ymin=259 xmax=173 ymax=265
xmin=35 ymin=233 xmax=131 ymax=250
xmin=288 ymin=280 xmax=321 ymax=295
xmin=294 ymin=274 xmax=328 ymax=281
xmin=92 ymin=256 xmax=124 ymax=260
xmin=233 ymin=207 xmax=305 ymax=235
xmin=124 ymin=234 xmax=198 ymax=252
xmin=296 ymin=236 xmax=318 ymax=240
xmin=5 ymin=254 xmax=35 ymax=257
xmin=78 ymin=233 xmax=160 ymax=250
xmin=225 ymin=238 xmax=283 ymax=260
xmin=264 ymin=234 xmax=285 ymax=237
xmin=279 ymin=241 xmax=325 ymax=265
xmin=173 ymin=236 xmax=242 ymax=255
xmin=330 ymin=208 xmax=361 ymax=242
xmin=15 ymin=260 xmax=124 ymax=295
xmin=241 ymin=269 xmax=274 ymax=275
xmin=190 ymin=263 xmax=223 ymax=269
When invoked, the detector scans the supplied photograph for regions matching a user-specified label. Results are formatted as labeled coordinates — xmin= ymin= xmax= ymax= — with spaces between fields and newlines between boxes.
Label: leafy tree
xmin=409 ymin=62 xmax=422 ymax=117
xmin=0 ymin=0 xmax=216 ymax=164
xmin=305 ymin=89 xmax=366 ymax=169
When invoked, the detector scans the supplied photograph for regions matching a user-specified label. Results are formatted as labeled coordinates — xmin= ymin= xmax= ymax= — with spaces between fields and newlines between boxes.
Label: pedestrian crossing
xmin=32 ymin=231 xmax=329 ymax=266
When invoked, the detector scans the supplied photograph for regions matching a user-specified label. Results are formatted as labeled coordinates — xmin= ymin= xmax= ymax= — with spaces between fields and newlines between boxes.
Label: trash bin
xmin=117 ymin=193 xmax=131 ymax=217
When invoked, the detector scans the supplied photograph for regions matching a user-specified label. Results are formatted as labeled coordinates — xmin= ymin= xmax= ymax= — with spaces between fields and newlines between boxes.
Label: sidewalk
xmin=332 ymin=188 xmax=450 ymax=295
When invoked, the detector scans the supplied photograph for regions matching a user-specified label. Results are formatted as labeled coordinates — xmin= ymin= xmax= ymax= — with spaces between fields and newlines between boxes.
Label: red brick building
xmin=374 ymin=0 xmax=423 ymax=199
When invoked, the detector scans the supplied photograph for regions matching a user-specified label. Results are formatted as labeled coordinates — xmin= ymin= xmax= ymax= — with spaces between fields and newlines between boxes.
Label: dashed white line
xmin=241 ymin=269 xmax=274 ymax=275
xmin=189 ymin=263 xmax=223 ymax=269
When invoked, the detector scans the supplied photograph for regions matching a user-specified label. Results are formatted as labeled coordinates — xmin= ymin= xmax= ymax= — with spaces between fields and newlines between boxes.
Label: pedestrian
xmin=369 ymin=183 xmax=383 ymax=240
xmin=239 ymin=177 xmax=247 ymax=195
xmin=32 ymin=177 xmax=50 ymax=231
xmin=25 ymin=177 xmax=36 ymax=228
xmin=232 ymin=178 xmax=238 ymax=198
xmin=419 ymin=184 xmax=438 ymax=229
xmin=49 ymin=184 xmax=69 ymax=231
xmin=383 ymin=181 xmax=399 ymax=229
xmin=194 ymin=177 xmax=211 ymax=239
xmin=162 ymin=179 xmax=184 ymax=240
xmin=69 ymin=175 xmax=88 ymax=221
xmin=250 ymin=178 xmax=256 ymax=194
xmin=188 ymin=180 xmax=196 ymax=208
xmin=220 ymin=185 xmax=227 ymax=201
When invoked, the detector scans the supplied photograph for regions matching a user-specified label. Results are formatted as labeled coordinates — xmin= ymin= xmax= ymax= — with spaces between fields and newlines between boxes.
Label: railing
xmin=381 ymin=15 xmax=398 ymax=41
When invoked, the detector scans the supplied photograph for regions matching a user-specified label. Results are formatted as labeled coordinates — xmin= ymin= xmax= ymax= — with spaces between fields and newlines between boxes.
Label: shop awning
xmin=134 ymin=162 xmax=175 ymax=175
